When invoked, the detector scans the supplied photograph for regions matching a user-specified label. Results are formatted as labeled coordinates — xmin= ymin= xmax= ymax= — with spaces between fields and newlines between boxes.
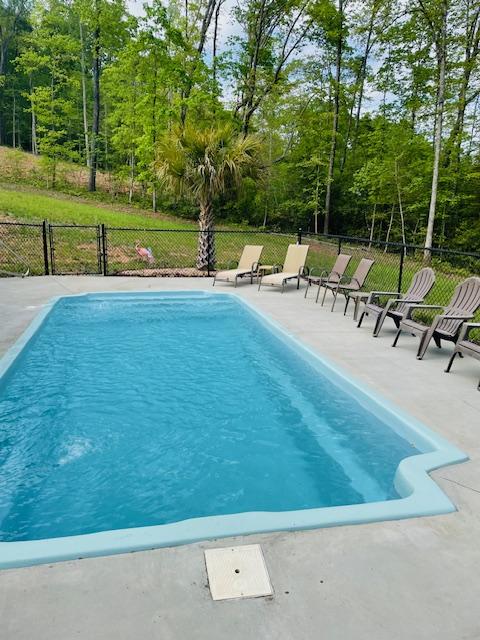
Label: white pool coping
xmin=0 ymin=289 xmax=468 ymax=569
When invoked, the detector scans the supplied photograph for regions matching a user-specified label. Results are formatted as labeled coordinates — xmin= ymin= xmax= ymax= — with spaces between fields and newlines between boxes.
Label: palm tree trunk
xmin=197 ymin=201 xmax=216 ymax=270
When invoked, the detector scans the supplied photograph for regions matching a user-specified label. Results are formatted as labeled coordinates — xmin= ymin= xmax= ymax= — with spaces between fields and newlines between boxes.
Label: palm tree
xmin=157 ymin=123 xmax=262 ymax=270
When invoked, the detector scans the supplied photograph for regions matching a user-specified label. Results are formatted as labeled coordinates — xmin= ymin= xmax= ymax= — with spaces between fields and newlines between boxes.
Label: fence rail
xmin=0 ymin=220 xmax=479 ymax=311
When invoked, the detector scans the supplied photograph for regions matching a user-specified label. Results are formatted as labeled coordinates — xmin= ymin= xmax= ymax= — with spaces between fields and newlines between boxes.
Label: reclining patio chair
xmin=258 ymin=244 xmax=309 ymax=293
xmin=357 ymin=267 xmax=435 ymax=337
xmin=445 ymin=323 xmax=480 ymax=390
xmin=320 ymin=258 xmax=375 ymax=311
xmin=304 ymin=253 xmax=352 ymax=300
xmin=213 ymin=245 xmax=263 ymax=287
xmin=392 ymin=276 xmax=480 ymax=360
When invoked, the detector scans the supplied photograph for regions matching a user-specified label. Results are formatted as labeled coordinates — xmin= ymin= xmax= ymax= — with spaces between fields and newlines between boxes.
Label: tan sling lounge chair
xmin=445 ymin=323 xmax=480 ymax=390
xmin=213 ymin=245 xmax=263 ymax=287
xmin=258 ymin=244 xmax=309 ymax=292
xmin=304 ymin=253 xmax=352 ymax=300
xmin=320 ymin=258 xmax=375 ymax=311
xmin=392 ymin=276 xmax=480 ymax=360
xmin=357 ymin=267 xmax=435 ymax=337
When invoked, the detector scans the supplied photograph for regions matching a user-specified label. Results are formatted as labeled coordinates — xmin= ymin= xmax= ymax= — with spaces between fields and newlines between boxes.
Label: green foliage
xmin=0 ymin=0 xmax=479 ymax=252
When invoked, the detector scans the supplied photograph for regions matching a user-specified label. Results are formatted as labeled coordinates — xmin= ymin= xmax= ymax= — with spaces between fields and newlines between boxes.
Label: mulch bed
xmin=116 ymin=267 xmax=214 ymax=277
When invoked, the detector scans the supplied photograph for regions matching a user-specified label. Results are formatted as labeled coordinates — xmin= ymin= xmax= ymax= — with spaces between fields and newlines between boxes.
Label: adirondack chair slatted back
xmin=238 ymin=245 xmax=263 ymax=270
xmin=438 ymin=277 xmax=480 ymax=336
xmin=328 ymin=254 xmax=352 ymax=283
xmin=396 ymin=267 xmax=436 ymax=314
xmin=350 ymin=258 xmax=375 ymax=290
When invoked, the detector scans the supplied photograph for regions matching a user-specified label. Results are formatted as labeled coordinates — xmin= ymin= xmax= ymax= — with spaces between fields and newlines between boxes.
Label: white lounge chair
xmin=213 ymin=245 xmax=263 ymax=287
xmin=258 ymin=244 xmax=309 ymax=293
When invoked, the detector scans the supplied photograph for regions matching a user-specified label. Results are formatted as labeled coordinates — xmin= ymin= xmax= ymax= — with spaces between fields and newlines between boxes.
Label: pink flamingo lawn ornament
xmin=135 ymin=242 xmax=155 ymax=265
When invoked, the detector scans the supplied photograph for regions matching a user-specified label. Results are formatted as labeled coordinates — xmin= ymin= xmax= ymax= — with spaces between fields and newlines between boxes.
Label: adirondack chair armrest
xmin=439 ymin=313 xmax=474 ymax=322
xmin=367 ymin=290 xmax=399 ymax=303
xmin=458 ymin=322 xmax=480 ymax=341
xmin=404 ymin=304 xmax=444 ymax=320
xmin=385 ymin=297 xmax=423 ymax=311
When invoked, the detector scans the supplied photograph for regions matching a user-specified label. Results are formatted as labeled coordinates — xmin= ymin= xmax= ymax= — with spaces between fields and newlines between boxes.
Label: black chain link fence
xmin=0 ymin=221 xmax=478 ymax=321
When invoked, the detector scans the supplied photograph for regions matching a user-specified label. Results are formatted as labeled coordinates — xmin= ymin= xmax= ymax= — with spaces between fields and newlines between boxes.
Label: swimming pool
xmin=0 ymin=291 xmax=467 ymax=567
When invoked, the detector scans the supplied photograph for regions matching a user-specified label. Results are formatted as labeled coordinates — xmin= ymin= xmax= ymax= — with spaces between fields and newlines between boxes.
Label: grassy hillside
xmin=0 ymin=185 xmax=195 ymax=229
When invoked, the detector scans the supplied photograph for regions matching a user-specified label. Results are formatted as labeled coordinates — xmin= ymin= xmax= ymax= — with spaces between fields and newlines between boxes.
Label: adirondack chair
xmin=392 ymin=277 xmax=480 ymax=360
xmin=320 ymin=258 xmax=375 ymax=311
xmin=303 ymin=253 xmax=352 ymax=300
xmin=357 ymin=267 xmax=436 ymax=337
xmin=445 ymin=323 xmax=480 ymax=390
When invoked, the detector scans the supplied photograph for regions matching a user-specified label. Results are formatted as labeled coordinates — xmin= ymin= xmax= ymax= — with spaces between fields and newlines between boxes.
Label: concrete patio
xmin=1 ymin=275 xmax=479 ymax=640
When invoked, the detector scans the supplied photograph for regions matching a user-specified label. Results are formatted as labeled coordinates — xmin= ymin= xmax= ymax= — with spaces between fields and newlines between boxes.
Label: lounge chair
xmin=258 ymin=244 xmax=309 ymax=292
xmin=357 ymin=267 xmax=435 ymax=337
xmin=304 ymin=253 xmax=352 ymax=300
xmin=320 ymin=258 xmax=375 ymax=311
xmin=392 ymin=276 xmax=480 ymax=360
xmin=213 ymin=245 xmax=263 ymax=287
xmin=445 ymin=323 xmax=480 ymax=390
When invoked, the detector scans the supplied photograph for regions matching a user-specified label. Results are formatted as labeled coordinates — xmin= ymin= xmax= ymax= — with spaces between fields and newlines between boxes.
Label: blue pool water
xmin=0 ymin=292 xmax=419 ymax=543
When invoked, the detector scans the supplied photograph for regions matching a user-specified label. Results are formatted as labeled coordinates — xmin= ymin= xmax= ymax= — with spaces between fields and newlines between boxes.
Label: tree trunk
xmin=30 ymin=77 xmax=38 ymax=155
xmin=341 ymin=5 xmax=375 ymax=171
xmin=89 ymin=19 xmax=100 ymax=192
xmin=384 ymin=204 xmax=394 ymax=251
xmin=368 ymin=202 xmax=376 ymax=250
xmin=79 ymin=21 xmax=91 ymax=168
xmin=129 ymin=152 xmax=135 ymax=204
xmin=395 ymin=158 xmax=406 ymax=246
xmin=197 ymin=201 xmax=216 ymax=270
xmin=424 ymin=2 xmax=448 ymax=258
xmin=323 ymin=0 xmax=343 ymax=234
xmin=12 ymin=88 xmax=16 ymax=148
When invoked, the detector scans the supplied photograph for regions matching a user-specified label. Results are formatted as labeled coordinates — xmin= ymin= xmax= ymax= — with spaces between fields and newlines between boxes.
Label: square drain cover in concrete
xmin=205 ymin=544 xmax=273 ymax=601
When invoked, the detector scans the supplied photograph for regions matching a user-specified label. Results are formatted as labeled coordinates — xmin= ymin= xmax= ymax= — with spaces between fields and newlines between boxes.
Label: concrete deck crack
xmin=439 ymin=476 xmax=480 ymax=495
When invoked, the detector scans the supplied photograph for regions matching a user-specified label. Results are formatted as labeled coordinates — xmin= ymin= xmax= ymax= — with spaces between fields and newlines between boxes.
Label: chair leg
xmin=392 ymin=328 xmax=402 ymax=347
xmin=321 ymin=286 xmax=328 ymax=306
xmin=315 ymin=283 xmax=322 ymax=303
xmin=373 ymin=310 xmax=388 ymax=338
xmin=357 ymin=311 xmax=366 ymax=328
xmin=331 ymin=290 xmax=338 ymax=312
xmin=304 ymin=281 xmax=310 ymax=298
xmin=297 ymin=276 xmax=300 ymax=290
xmin=416 ymin=331 xmax=432 ymax=360
xmin=433 ymin=334 xmax=442 ymax=348
xmin=445 ymin=350 xmax=458 ymax=373
xmin=344 ymin=296 xmax=350 ymax=316
xmin=212 ymin=275 xmax=216 ymax=287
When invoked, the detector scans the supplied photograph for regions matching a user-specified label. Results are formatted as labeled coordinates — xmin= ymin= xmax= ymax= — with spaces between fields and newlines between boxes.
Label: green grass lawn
xmin=0 ymin=186 xmax=195 ymax=229
xmin=0 ymin=185 xmax=478 ymax=326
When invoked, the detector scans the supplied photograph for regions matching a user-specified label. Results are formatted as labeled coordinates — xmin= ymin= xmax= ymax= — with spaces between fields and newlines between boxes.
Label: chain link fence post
xmin=101 ymin=224 xmax=108 ymax=276
xmin=42 ymin=220 xmax=49 ymax=275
